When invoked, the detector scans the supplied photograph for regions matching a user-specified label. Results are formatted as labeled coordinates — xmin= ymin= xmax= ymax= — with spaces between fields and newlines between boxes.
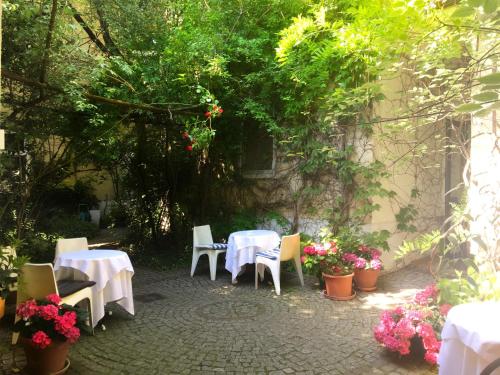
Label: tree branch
xmin=39 ymin=0 xmax=59 ymax=97
xmin=2 ymin=69 xmax=200 ymax=115
xmin=68 ymin=2 xmax=110 ymax=55
xmin=93 ymin=0 xmax=123 ymax=57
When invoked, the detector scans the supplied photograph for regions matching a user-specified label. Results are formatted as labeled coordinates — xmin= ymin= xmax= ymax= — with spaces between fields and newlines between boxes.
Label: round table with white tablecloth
xmin=438 ymin=302 xmax=500 ymax=375
xmin=225 ymin=230 xmax=281 ymax=283
xmin=54 ymin=250 xmax=135 ymax=327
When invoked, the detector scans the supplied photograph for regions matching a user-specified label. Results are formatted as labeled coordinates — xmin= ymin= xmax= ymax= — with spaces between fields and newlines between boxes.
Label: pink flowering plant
xmin=14 ymin=294 xmax=88 ymax=349
xmin=373 ymin=284 xmax=453 ymax=365
xmin=343 ymin=244 xmax=383 ymax=270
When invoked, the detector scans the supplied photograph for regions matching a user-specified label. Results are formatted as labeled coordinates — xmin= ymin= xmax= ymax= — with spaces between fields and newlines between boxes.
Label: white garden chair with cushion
xmin=191 ymin=225 xmax=227 ymax=281
xmin=12 ymin=263 xmax=95 ymax=344
xmin=55 ymin=237 xmax=88 ymax=261
xmin=255 ymin=233 xmax=304 ymax=295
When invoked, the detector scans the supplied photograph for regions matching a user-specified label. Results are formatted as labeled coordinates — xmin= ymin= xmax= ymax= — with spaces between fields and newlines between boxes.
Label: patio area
xmin=0 ymin=261 xmax=436 ymax=375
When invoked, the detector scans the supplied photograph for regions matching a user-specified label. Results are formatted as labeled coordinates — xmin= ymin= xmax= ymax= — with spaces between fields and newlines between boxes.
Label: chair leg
xmin=294 ymin=255 xmax=305 ymax=287
xmin=190 ymin=250 xmax=200 ymax=277
xmin=255 ymin=262 xmax=259 ymax=289
xmin=87 ymin=298 xmax=94 ymax=335
xmin=270 ymin=261 xmax=281 ymax=296
xmin=258 ymin=263 xmax=265 ymax=282
xmin=208 ymin=252 xmax=218 ymax=281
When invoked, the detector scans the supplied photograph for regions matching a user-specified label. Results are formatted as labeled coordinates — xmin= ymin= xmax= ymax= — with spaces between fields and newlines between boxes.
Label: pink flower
xmin=414 ymin=284 xmax=438 ymax=305
xmin=46 ymin=294 xmax=62 ymax=305
xmin=370 ymin=259 xmax=382 ymax=270
xmin=371 ymin=248 xmax=382 ymax=259
xmin=64 ymin=326 xmax=80 ymax=343
xmin=424 ymin=351 xmax=438 ymax=365
xmin=16 ymin=299 xmax=38 ymax=320
xmin=394 ymin=317 xmax=416 ymax=339
xmin=300 ymin=255 xmax=306 ymax=263
xmin=439 ymin=304 xmax=452 ymax=316
xmin=38 ymin=304 xmax=60 ymax=320
xmin=303 ymin=246 xmax=315 ymax=255
xmin=342 ymin=253 xmax=358 ymax=262
xmin=317 ymin=249 xmax=327 ymax=256
xmin=354 ymin=257 xmax=367 ymax=269
xmin=31 ymin=331 xmax=51 ymax=349
xmin=55 ymin=311 xmax=77 ymax=336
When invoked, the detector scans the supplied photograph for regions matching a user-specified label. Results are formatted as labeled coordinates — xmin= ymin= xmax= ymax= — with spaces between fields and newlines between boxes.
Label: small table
xmin=54 ymin=250 xmax=135 ymax=327
xmin=438 ymin=302 xmax=500 ymax=375
xmin=225 ymin=230 xmax=281 ymax=282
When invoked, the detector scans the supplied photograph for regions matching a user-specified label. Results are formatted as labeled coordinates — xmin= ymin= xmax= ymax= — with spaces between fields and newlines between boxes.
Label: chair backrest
xmin=279 ymin=233 xmax=300 ymax=261
xmin=193 ymin=225 xmax=214 ymax=247
xmin=13 ymin=263 xmax=59 ymax=345
xmin=55 ymin=237 xmax=88 ymax=259
xmin=17 ymin=263 xmax=59 ymax=304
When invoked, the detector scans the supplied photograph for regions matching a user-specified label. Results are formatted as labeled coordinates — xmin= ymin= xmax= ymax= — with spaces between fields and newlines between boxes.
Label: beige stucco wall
xmin=369 ymin=75 xmax=447 ymax=270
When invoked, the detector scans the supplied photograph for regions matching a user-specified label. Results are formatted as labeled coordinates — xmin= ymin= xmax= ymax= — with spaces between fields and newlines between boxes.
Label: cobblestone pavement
xmin=0 ymin=260 xmax=437 ymax=374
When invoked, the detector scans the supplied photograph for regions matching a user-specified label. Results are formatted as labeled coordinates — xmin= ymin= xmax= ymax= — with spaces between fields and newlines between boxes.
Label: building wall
xmin=369 ymin=75 xmax=447 ymax=270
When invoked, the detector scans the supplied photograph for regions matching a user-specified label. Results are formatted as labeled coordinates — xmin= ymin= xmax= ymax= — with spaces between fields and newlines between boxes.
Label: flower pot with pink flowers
xmin=344 ymin=245 xmax=383 ymax=292
xmin=14 ymin=294 xmax=88 ymax=375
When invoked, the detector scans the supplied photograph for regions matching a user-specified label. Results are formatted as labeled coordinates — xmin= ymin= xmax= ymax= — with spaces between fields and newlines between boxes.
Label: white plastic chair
xmin=55 ymin=237 xmax=88 ymax=260
xmin=12 ymin=263 xmax=95 ymax=344
xmin=191 ymin=225 xmax=227 ymax=281
xmin=255 ymin=233 xmax=304 ymax=295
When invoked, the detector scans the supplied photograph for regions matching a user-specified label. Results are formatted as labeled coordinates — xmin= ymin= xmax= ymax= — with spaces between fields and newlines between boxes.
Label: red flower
xmin=54 ymin=311 xmax=77 ymax=335
xmin=218 ymin=107 xmax=224 ymax=114
xmin=204 ymin=111 xmax=211 ymax=118
xmin=46 ymin=294 xmax=62 ymax=305
xmin=32 ymin=331 xmax=51 ymax=349
xmin=182 ymin=131 xmax=190 ymax=139
xmin=64 ymin=326 xmax=81 ymax=343
xmin=185 ymin=145 xmax=193 ymax=151
xmin=38 ymin=304 xmax=60 ymax=320
xmin=16 ymin=299 xmax=38 ymax=320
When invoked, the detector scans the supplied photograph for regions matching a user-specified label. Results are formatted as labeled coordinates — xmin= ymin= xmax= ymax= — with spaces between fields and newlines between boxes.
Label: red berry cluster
xmin=204 ymin=104 xmax=224 ymax=118
xmin=182 ymin=131 xmax=195 ymax=151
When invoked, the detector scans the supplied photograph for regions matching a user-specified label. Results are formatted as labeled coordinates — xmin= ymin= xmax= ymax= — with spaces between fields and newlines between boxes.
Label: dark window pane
xmin=242 ymin=124 xmax=273 ymax=171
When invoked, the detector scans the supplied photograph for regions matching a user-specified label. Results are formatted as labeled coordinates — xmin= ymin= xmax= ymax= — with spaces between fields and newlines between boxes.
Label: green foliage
xmin=0 ymin=247 xmax=29 ymax=299
xmin=439 ymin=266 xmax=500 ymax=305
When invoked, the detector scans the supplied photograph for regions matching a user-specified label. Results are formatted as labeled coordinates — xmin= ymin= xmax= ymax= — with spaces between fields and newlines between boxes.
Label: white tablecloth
xmin=54 ymin=250 xmax=135 ymax=327
xmin=225 ymin=230 xmax=281 ymax=282
xmin=438 ymin=302 xmax=500 ymax=375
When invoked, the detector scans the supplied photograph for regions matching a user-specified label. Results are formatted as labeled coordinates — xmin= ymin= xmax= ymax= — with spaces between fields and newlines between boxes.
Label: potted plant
xmin=14 ymin=294 xmax=88 ymax=375
xmin=345 ymin=245 xmax=383 ymax=291
xmin=0 ymin=246 xmax=27 ymax=319
xmin=302 ymin=241 xmax=355 ymax=300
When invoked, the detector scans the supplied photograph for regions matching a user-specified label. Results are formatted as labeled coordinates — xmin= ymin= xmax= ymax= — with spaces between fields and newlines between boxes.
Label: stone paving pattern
xmin=0 ymin=260 xmax=437 ymax=374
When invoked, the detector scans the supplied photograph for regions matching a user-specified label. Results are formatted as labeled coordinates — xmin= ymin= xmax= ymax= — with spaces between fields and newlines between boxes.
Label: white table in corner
xmin=54 ymin=249 xmax=135 ymax=327
xmin=438 ymin=302 xmax=500 ymax=375
xmin=225 ymin=230 xmax=281 ymax=283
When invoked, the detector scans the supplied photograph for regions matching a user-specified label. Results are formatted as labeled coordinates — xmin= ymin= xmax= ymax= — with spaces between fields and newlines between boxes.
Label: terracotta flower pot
xmin=0 ymin=298 xmax=5 ymax=320
xmin=21 ymin=337 xmax=71 ymax=375
xmin=354 ymin=268 xmax=380 ymax=292
xmin=322 ymin=272 xmax=355 ymax=300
